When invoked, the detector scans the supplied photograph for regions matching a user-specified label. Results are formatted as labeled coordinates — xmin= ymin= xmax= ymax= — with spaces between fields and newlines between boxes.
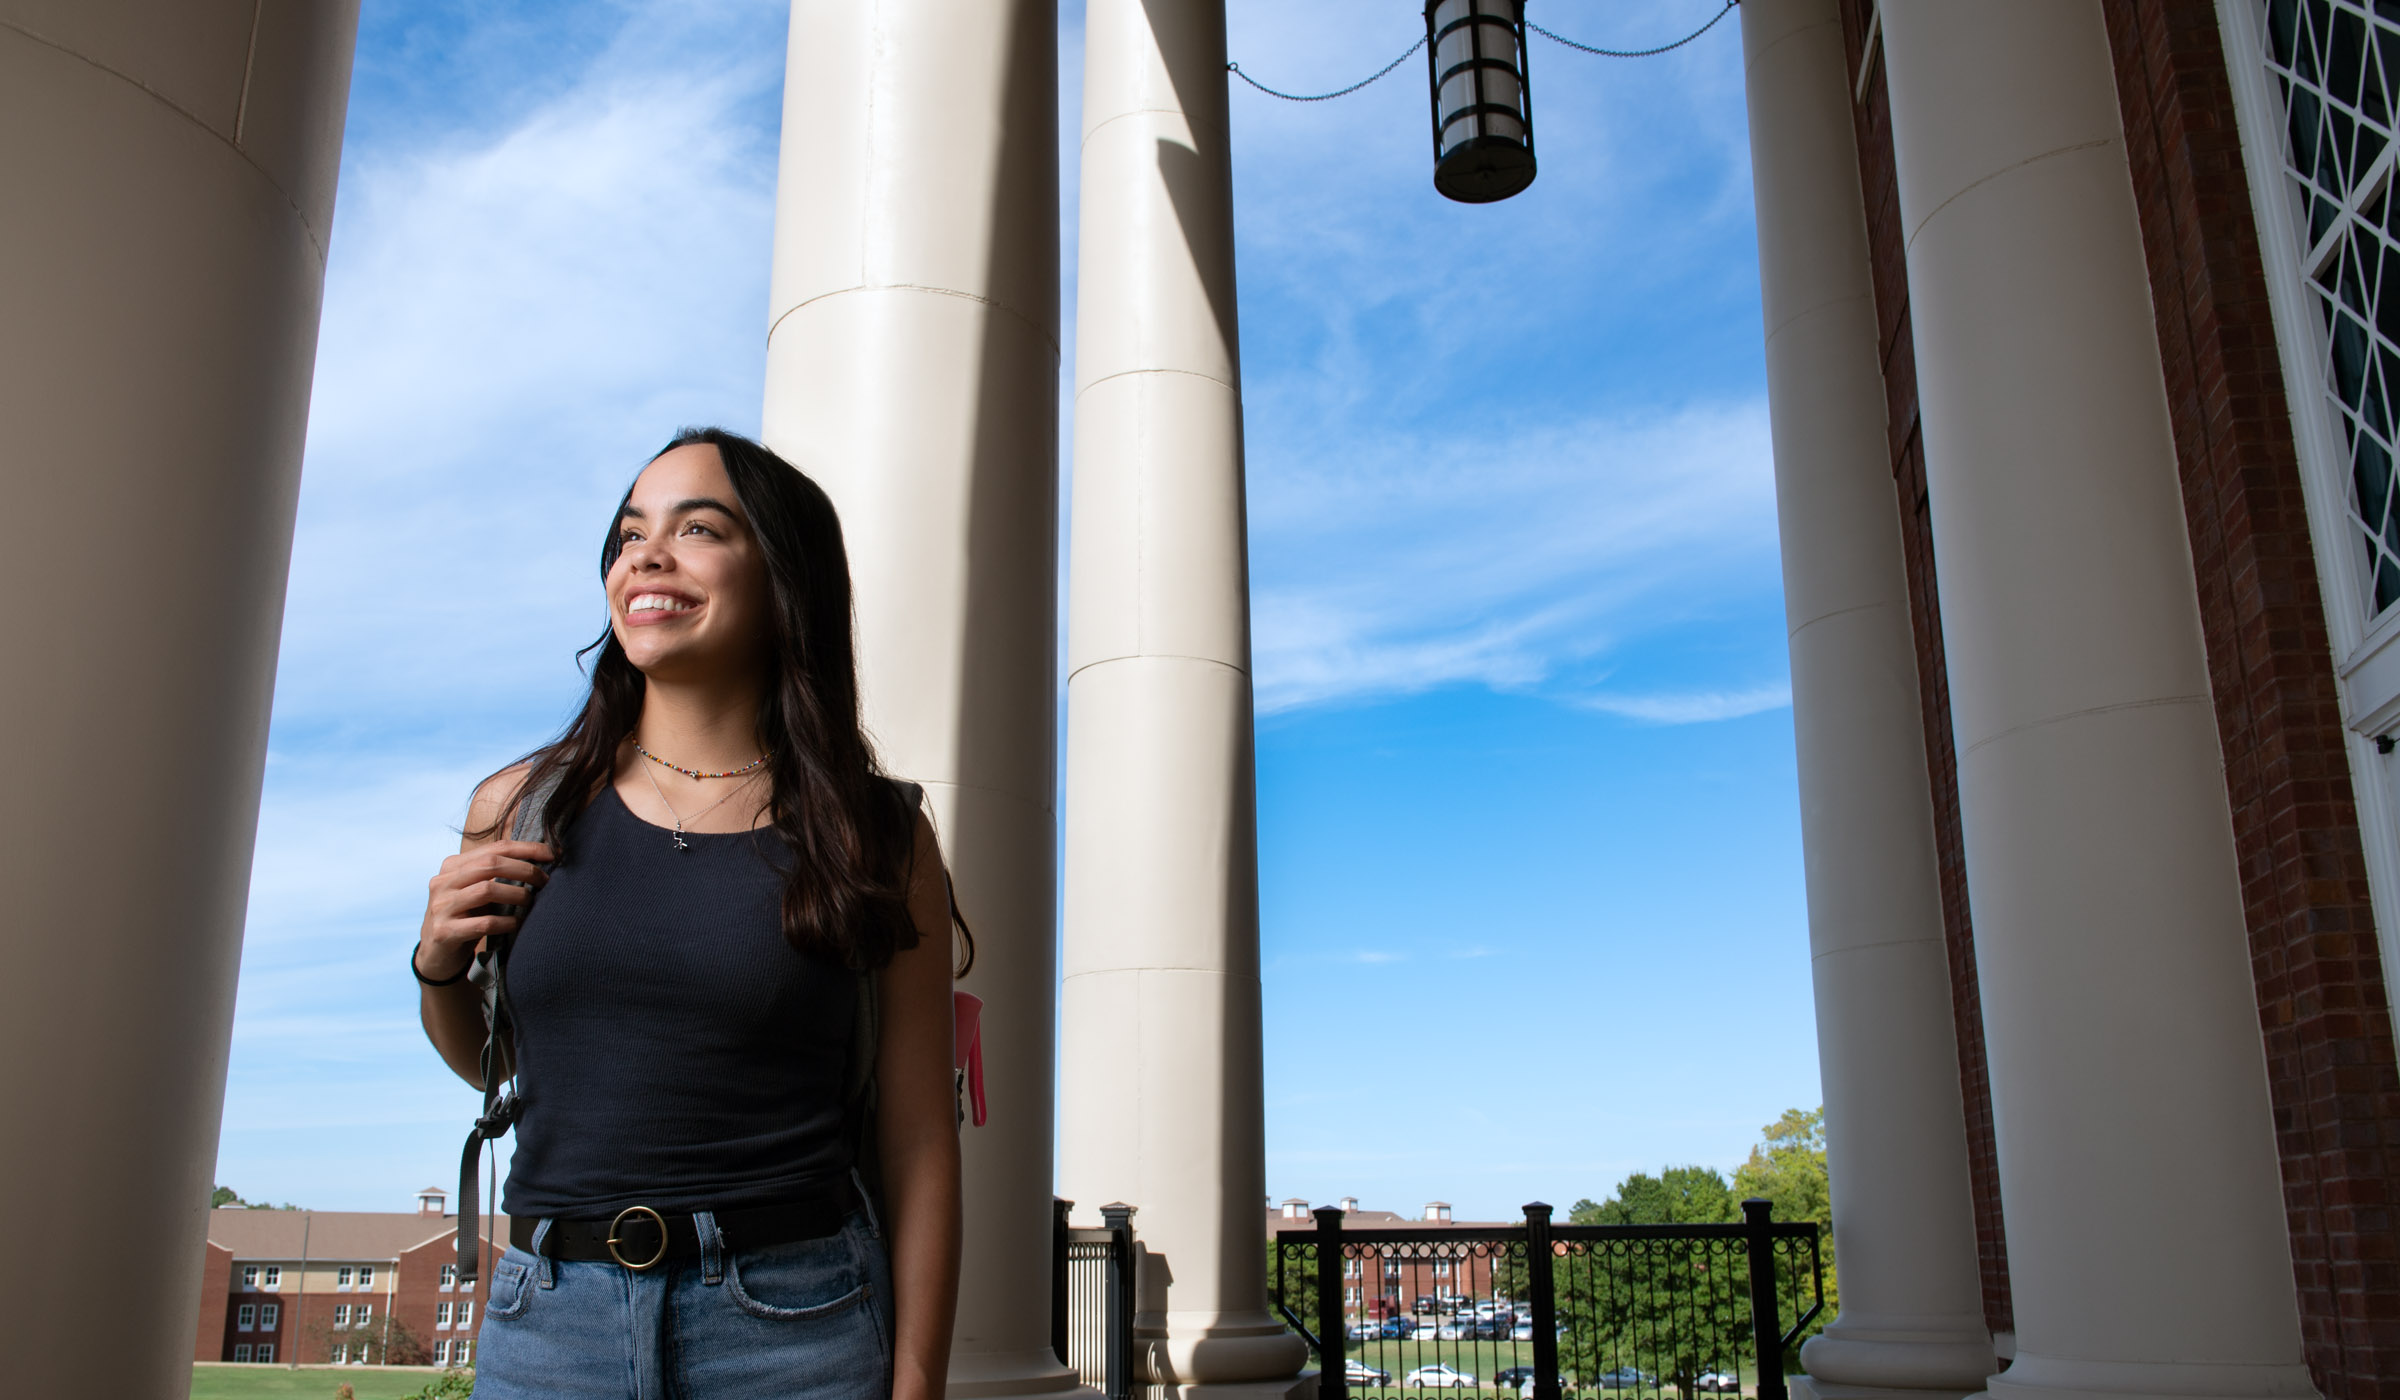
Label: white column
xmin=1739 ymin=5 xmax=1997 ymax=1398
xmin=760 ymin=3 xmax=1073 ymax=1395
xmin=1057 ymin=0 xmax=1308 ymax=1396
xmin=0 ymin=4 xmax=358 ymax=1397
xmin=1878 ymin=7 xmax=2316 ymax=1400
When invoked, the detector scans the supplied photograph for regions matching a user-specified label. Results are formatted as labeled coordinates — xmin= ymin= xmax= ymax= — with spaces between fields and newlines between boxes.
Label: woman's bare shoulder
xmin=462 ymin=761 xmax=537 ymax=851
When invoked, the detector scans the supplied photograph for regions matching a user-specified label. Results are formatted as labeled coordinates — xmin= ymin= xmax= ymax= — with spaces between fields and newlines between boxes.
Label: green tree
xmin=1730 ymin=1107 xmax=1836 ymax=1360
xmin=1556 ymin=1168 xmax=1744 ymax=1399
xmin=211 ymin=1184 xmax=240 ymax=1208
xmin=1266 ymin=1233 xmax=1321 ymax=1344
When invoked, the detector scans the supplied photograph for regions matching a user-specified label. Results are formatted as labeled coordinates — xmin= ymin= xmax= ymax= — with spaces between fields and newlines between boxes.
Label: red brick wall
xmin=2100 ymin=3 xmax=2400 ymax=1395
xmin=194 ymin=1242 xmax=232 ymax=1361
xmin=1833 ymin=0 xmax=2015 ymax=1339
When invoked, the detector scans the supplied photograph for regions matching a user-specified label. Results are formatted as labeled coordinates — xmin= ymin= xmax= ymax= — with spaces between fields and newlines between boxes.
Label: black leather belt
xmin=513 ymin=1180 xmax=856 ymax=1271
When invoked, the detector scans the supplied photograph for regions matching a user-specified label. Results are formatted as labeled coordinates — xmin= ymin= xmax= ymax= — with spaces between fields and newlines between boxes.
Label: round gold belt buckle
xmin=606 ymin=1205 xmax=669 ymax=1271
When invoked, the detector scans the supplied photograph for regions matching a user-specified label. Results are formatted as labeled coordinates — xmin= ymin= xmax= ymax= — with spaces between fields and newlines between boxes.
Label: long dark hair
xmin=475 ymin=426 xmax=922 ymax=971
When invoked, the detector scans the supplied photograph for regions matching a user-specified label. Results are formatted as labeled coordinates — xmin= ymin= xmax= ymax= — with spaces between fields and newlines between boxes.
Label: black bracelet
xmin=411 ymin=945 xmax=469 ymax=987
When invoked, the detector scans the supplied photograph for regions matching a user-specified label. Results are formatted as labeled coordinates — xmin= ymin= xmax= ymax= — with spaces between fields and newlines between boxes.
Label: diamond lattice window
xmin=2266 ymin=0 xmax=2400 ymax=613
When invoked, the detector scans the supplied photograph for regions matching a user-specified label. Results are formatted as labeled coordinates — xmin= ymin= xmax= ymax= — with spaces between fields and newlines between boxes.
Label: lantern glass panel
xmin=1425 ymin=0 xmax=1535 ymax=202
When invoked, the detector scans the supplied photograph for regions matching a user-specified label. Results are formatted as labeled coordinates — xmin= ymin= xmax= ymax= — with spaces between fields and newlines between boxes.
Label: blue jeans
xmin=473 ymin=1209 xmax=893 ymax=1399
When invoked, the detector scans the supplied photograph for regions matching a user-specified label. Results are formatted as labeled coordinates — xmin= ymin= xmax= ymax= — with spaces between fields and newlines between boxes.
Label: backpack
xmin=452 ymin=771 xmax=953 ymax=1284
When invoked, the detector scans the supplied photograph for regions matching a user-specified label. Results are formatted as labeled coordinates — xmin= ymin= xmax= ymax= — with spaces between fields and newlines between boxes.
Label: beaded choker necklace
xmin=634 ymin=742 xmax=771 ymax=781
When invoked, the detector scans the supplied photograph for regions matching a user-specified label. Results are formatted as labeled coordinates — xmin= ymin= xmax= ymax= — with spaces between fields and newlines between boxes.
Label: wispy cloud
xmin=1577 ymin=682 xmax=1793 ymax=725
xmin=1248 ymin=402 xmax=1780 ymax=712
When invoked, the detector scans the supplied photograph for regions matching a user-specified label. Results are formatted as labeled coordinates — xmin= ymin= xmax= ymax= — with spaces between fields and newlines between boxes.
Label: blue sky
xmin=217 ymin=0 xmax=1816 ymax=1223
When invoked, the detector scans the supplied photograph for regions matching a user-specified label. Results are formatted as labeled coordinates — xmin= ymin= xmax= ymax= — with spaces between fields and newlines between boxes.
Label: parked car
xmin=1345 ymin=1359 xmax=1394 ymax=1385
xmin=1404 ymin=1363 xmax=1478 ymax=1388
xmin=1594 ymin=1367 xmax=1658 ymax=1390
xmin=1695 ymin=1372 xmax=1744 ymax=1393
xmin=1511 ymin=1319 xmax=1535 ymax=1340
xmin=1433 ymin=1320 xmax=1471 ymax=1340
xmin=1380 ymin=1317 xmax=1421 ymax=1340
xmin=1496 ymin=1367 xmax=1539 ymax=1389
xmin=1347 ymin=1319 xmax=1385 ymax=1341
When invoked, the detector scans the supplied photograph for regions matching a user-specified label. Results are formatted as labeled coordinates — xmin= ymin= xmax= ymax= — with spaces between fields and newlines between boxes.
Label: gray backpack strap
xmin=455 ymin=765 xmax=563 ymax=1284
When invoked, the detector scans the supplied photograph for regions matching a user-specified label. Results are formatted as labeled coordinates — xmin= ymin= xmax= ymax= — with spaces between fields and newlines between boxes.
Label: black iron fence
xmin=1273 ymin=1200 xmax=1821 ymax=1400
xmin=1053 ymin=1199 xmax=1137 ymax=1400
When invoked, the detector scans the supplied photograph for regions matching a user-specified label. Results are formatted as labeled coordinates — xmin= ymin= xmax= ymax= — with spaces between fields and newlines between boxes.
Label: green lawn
xmin=189 ymin=1366 xmax=460 ymax=1400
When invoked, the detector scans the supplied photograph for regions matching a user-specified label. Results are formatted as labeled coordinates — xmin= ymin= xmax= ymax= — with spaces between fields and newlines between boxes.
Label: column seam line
xmin=1074 ymin=365 xmax=1238 ymax=399
xmin=766 ymin=282 xmax=1062 ymax=357
xmin=1904 ymin=137 xmax=2116 ymax=252
xmin=1959 ymin=693 xmax=2214 ymax=757
xmin=1763 ymin=289 xmax=1876 ymax=352
xmin=1788 ymin=600 xmax=1893 ymax=641
xmin=1081 ymin=106 xmax=1224 ymax=152
xmin=1065 ymin=653 xmax=1251 ymax=685
xmin=910 ymin=775 xmax=1055 ymax=815
xmin=0 ymin=17 xmax=327 ymax=264
xmin=1744 ymin=15 xmax=1842 ymax=76
xmin=1812 ymin=935 xmax=1948 ymax=961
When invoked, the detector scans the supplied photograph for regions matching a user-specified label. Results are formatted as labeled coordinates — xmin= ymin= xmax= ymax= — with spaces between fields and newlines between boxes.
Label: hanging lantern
xmin=1424 ymin=0 xmax=1537 ymax=203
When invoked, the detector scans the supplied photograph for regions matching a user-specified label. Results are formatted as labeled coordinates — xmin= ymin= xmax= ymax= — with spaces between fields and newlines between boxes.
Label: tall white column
xmin=1057 ymin=0 xmax=1307 ymax=1395
xmin=0 ymin=4 xmax=358 ymax=1397
xmin=1739 ymin=5 xmax=1996 ymax=1398
xmin=760 ymin=3 xmax=1073 ymax=1395
xmin=1878 ymin=7 xmax=2315 ymax=1400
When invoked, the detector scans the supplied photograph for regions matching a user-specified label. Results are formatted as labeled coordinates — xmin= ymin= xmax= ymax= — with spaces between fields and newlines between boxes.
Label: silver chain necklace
xmin=638 ymin=761 xmax=763 ymax=851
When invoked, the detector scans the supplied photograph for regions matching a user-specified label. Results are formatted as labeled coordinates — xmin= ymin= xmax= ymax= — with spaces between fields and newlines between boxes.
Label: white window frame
xmin=333 ymin=1304 xmax=351 ymax=1327
xmin=457 ymin=1341 xmax=473 ymax=1365
xmin=256 ymin=1343 xmax=274 ymax=1364
xmin=236 ymin=1303 xmax=255 ymax=1331
xmin=233 ymin=1344 xmax=252 ymax=1363
xmin=2216 ymin=0 xmax=2400 ymax=1039
xmin=434 ymin=1339 xmax=450 ymax=1366
xmin=436 ymin=1300 xmax=452 ymax=1329
xmin=354 ymin=1303 xmax=373 ymax=1328
xmin=336 ymin=1265 xmax=353 ymax=1290
xmin=330 ymin=1342 xmax=347 ymax=1365
xmin=261 ymin=1302 xmax=279 ymax=1331
xmin=261 ymin=1266 xmax=280 ymax=1290
xmin=457 ymin=1300 xmax=474 ymax=1329
xmin=240 ymin=1265 xmax=258 ymax=1291
xmin=357 ymin=1264 xmax=374 ymax=1290
xmin=439 ymin=1262 xmax=457 ymax=1291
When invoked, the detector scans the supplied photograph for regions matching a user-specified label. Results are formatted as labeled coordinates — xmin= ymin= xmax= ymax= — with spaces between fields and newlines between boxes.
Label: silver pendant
xmin=672 ymin=826 xmax=690 ymax=852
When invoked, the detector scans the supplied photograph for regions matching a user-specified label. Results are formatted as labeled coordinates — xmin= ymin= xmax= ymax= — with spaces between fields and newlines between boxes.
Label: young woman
xmin=413 ymin=428 xmax=962 ymax=1399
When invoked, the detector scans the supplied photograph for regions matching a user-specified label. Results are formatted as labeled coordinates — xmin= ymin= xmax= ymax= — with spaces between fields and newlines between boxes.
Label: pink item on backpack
xmin=953 ymin=991 xmax=986 ymax=1127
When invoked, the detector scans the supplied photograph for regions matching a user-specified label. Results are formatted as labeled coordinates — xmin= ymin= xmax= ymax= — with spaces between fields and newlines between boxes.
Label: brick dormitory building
xmin=195 ymin=1188 xmax=502 ymax=1368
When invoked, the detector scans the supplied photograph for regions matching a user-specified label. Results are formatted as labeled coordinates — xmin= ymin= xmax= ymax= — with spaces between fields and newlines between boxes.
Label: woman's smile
xmin=624 ymin=588 xmax=701 ymax=625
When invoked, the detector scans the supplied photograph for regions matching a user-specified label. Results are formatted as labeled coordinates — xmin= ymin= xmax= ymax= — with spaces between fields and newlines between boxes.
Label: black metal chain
xmin=1226 ymin=1 xmax=1738 ymax=102
xmin=1529 ymin=0 xmax=1739 ymax=58
xmin=1228 ymin=37 xmax=1426 ymax=102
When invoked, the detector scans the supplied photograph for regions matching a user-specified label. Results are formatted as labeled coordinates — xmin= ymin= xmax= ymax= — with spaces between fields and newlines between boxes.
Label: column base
xmin=947 ymin=1347 xmax=1095 ymax=1399
xmin=1800 ymin=1321 xmax=1996 ymax=1393
xmin=1795 ymin=1377 xmax=1984 ymax=1400
xmin=1984 ymin=1352 xmax=2319 ymax=1400
xmin=1134 ymin=1376 xmax=1317 ymax=1400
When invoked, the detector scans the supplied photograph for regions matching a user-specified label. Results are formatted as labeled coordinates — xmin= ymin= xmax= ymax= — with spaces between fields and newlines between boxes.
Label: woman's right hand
xmin=416 ymin=841 xmax=554 ymax=983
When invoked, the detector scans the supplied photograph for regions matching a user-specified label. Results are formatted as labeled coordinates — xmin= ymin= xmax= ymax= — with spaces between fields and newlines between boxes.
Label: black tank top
xmin=500 ymin=786 xmax=857 ymax=1219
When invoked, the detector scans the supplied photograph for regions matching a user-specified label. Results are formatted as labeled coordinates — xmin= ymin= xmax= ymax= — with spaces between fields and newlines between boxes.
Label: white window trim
xmin=236 ymin=1303 xmax=255 ymax=1331
xmin=261 ymin=1303 xmax=279 ymax=1330
xmin=2213 ymin=0 xmax=2400 ymax=1040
